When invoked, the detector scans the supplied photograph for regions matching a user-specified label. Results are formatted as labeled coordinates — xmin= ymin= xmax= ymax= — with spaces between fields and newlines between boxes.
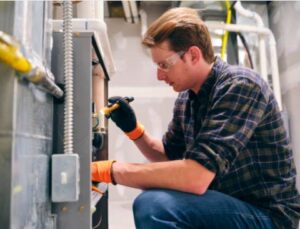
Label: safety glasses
xmin=155 ymin=50 xmax=186 ymax=72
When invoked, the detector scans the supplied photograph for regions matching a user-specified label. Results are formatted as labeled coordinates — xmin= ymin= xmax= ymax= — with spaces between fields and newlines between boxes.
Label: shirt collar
xmin=188 ymin=56 xmax=223 ymax=101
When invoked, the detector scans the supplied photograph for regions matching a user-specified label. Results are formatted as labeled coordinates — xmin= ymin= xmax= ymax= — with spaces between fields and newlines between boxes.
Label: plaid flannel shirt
xmin=163 ymin=57 xmax=300 ymax=229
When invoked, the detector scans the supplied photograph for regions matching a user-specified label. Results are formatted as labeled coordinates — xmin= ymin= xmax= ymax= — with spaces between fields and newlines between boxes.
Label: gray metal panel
xmin=52 ymin=32 xmax=92 ymax=229
xmin=10 ymin=63 xmax=54 ymax=229
xmin=0 ymin=1 xmax=15 ymax=33
xmin=0 ymin=1 xmax=55 ymax=228
xmin=0 ymin=63 xmax=15 ymax=228
xmin=0 ymin=40 xmax=54 ymax=229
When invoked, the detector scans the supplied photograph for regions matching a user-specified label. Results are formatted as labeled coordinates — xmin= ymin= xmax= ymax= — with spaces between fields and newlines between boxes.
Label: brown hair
xmin=142 ymin=7 xmax=214 ymax=63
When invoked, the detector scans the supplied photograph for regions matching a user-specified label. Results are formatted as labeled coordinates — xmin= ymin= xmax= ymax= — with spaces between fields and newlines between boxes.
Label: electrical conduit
xmin=63 ymin=0 xmax=74 ymax=154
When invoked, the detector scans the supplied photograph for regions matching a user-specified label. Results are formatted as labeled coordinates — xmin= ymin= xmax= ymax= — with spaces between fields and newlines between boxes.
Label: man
xmin=92 ymin=7 xmax=300 ymax=229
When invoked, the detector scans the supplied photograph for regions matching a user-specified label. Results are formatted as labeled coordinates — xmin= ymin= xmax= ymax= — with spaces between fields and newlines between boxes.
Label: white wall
xmin=269 ymin=1 xmax=300 ymax=188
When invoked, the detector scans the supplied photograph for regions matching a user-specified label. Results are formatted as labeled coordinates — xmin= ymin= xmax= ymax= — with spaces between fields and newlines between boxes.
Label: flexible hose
xmin=63 ymin=0 xmax=74 ymax=154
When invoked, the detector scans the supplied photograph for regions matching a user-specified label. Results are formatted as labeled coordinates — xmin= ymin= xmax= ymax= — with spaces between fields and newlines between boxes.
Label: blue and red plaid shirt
xmin=163 ymin=57 xmax=300 ymax=229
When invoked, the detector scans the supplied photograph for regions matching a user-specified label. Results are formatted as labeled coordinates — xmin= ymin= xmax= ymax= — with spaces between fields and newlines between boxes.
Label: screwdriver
xmin=101 ymin=96 xmax=134 ymax=118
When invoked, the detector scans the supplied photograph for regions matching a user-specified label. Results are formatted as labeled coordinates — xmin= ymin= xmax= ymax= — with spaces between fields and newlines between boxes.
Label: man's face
xmin=151 ymin=41 xmax=195 ymax=92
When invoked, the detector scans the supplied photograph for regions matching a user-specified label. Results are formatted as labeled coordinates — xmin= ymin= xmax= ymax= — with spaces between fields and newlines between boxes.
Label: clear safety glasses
xmin=155 ymin=50 xmax=186 ymax=72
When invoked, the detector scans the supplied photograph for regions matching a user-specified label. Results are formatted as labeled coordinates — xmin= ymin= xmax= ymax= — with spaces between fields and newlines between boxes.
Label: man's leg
xmin=133 ymin=189 xmax=274 ymax=229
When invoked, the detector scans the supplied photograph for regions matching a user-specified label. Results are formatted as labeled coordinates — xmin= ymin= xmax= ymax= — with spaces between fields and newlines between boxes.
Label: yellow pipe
xmin=0 ymin=31 xmax=32 ymax=73
xmin=101 ymin=103 xmax=120 ymax=116
xmin=101 ymin=97 xmax=134 ymax=116
xmin=221 ymin=0 xmax=232 ymax=60
xmin=0 ymin=31 xmax=63 ymax=98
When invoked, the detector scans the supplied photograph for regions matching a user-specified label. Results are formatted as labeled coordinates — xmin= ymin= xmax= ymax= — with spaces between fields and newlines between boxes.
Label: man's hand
xmin=91 ymin=160 xmax=116 ymax=184
xmin=108 ymin=96 xmax=137 ymax=132
xmin=108 ymin=96 xmax=144 ymax=140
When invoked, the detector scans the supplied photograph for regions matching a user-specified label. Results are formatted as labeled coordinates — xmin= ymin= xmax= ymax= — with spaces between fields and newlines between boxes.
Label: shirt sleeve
xmin=163 ymin=97 xmax=186 ymax=160
xmin=184 ymin=78 xmax=268 ymax=176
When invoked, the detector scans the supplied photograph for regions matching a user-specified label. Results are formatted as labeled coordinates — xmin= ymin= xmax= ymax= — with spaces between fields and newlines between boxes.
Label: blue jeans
xmin=133 ymin=189 xmax=275 ymax=229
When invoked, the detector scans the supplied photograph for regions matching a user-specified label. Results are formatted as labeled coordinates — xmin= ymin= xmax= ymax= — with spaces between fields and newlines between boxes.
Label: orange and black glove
xmin=91 ymin=160 xmax=117 ymax=185
xmin=108 ymin=96 xmax=144 ymax=140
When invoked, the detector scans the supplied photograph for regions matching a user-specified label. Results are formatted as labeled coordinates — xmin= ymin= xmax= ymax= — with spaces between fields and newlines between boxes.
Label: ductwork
xmin=121 ymin=0 xmax=139 ymax=24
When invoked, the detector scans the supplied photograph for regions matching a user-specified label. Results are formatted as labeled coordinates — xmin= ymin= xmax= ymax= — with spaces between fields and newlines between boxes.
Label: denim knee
xmin=132 ymin=189 xmax=275 ymax=229
xmin=133 ymin=190 xmax=156 ymax=228
xmin=133 ymin=189 xmax=177 ymax=229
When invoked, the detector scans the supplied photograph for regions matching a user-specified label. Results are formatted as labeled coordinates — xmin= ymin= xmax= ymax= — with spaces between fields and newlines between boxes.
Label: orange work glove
xmin=91 ymin=160 xmax=117 ymax=184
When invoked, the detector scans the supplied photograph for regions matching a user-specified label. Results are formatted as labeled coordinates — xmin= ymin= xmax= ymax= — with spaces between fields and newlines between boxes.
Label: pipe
xmin=63 ymin=0 xmax=74 ymax=154
xmin=129 ymin=0 xmax=139 ymax=24
xmin=95 ymin=20 xmax=117 ymax=74
xmin=24 ymin=65 xmax=64 ymax=98
xmin=206 ymin=21 xmax=282 ymax=111
xmin=59 ymin=0 xmax=103 ymax=20
xmin=0 ymin=31 xmax=31 ymax=73
xmin=234 ymin=1 xmax=268 ymax=83
xmin=234 ymin=1 xmax=263 ymax=25
xmin=76 ymin=0 xmax=95 ymax=18
xmin=0 ymin=31 xmax=63 ymax=98
xmin=94 ymin=0 xmax=104 ymax=20
xmin=206 ymin=22 xmax=270 ymax=36
xmin=269 ymin=33 xmax=282 ymax=112
xmin=139 ymin=9 xmax=147 ymax=38
xmin=221 ymin=0 xmax=232 ymax=60
xmin=121 ymin=0 xmax=132 ymax=23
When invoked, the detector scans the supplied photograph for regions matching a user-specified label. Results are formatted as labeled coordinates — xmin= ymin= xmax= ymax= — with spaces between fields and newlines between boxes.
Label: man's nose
xmin=157 ymin=68 xmax=167 ymax=81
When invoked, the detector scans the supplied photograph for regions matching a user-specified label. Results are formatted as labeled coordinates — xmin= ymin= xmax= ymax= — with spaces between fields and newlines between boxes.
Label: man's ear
xmin=189 ymin=46 xmax=201 ymax=64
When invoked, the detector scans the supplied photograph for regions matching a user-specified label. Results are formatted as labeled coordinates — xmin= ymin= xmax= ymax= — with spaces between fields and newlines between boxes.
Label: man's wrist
xmin=110 ymin=160 xmax=117 ymax=185
xmin=125 ymin=122 xmax=145 ymax=140
xmin=91 ymin=160 xmax=116 ymax=184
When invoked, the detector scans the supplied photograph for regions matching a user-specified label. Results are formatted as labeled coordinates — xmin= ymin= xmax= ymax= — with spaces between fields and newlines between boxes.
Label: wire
xmin=92 ymin=216 xmax=102 ymax=229
xmin=91 ymin=189 xmax=108 ymax=228
xmin=236 ymin=32 xmax=254 ymax=69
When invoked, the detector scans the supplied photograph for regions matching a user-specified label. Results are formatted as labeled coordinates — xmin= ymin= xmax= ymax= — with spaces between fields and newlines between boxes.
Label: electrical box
xmin=52 ymin=154 xmax=80 ymax=202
